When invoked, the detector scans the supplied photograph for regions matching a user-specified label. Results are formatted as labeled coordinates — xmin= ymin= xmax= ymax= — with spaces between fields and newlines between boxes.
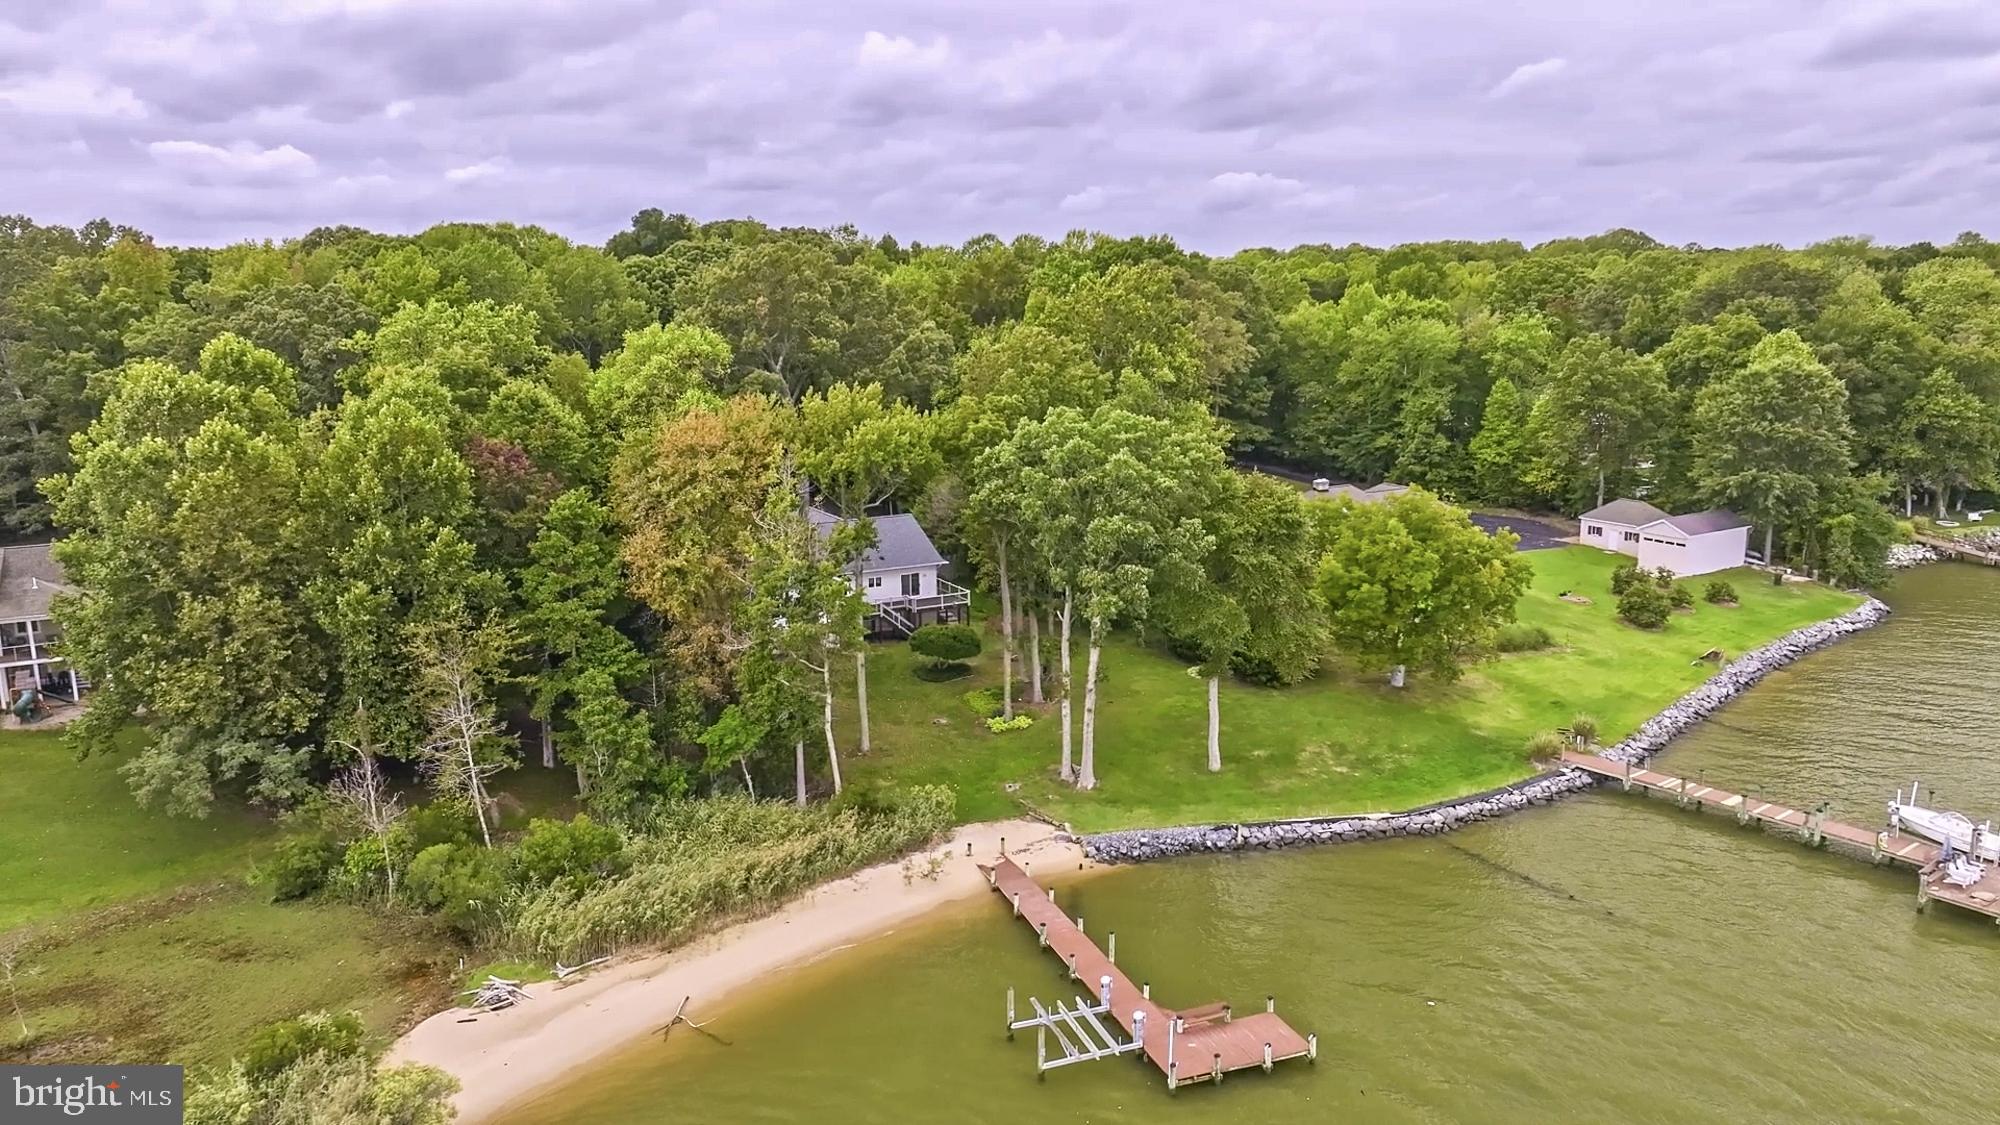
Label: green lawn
xmin=0 ymin=729 xmax=269 ymax=931
xmin=0 ymin=727 xmax=571 ymax=1065
xmin=3 ymin=889 xmax=453 ymax=1067
xmin=840 ymin=547 xmax=1862 ymax=832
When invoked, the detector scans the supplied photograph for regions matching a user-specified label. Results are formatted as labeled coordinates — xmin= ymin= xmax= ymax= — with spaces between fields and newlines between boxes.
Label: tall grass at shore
xmin=511 ymin=786 xmax=954 ymax=959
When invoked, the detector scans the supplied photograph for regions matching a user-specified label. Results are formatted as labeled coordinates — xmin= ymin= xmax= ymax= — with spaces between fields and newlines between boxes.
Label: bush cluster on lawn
xmin=1668 ymin=583 xmax=1695 ymax=610
xmin=961 ymin=686 xmax=1004 ymax=718
xmin=1610 ymin=562 xmax=1643 ymax=594
xmin=185 ymin=1010 xmax=455 ymax=1125
xmin=260 ymin=835 xmax=346 ymax=902
xmin=986 ymin=714 xmax=1033 ymax=733
xmin=1568 ymin=713 xmax=1599 ymax=746
xmin=909 ymin=623 xmax=980 ymax=667
xmin=1704 ymin=580 xmax=1738 ymax=604
xmin=1611 ymin=563 xmax=1680 ymax=595
xmin=1493 ymin=622 xmax=1554 ymax=652
xmin=1617 ymin=581 xmax=1672 ymax=629
xmin=1523 ymin=730 xmax=1569 ymax=761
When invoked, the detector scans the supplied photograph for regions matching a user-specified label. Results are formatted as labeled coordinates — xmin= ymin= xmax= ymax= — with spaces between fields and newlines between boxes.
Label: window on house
xmin=1622 ymin=531 xmax=1639 ymax=543
xmin=1585 ymin=524 xmax=1602 ymax=537
xmin=865 ymin=575 xmax=882 ymax=588
xmin=901 ymin=572 xmax=922 ymax=597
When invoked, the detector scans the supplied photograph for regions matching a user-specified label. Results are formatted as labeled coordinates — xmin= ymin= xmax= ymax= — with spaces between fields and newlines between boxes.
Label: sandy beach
xmin=388 ymin=818 xmax=1092 ymax=1123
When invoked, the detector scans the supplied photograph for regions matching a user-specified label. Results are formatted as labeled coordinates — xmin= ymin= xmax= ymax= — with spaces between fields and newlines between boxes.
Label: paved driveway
xmin=1469 ymin=513 xmax=1571 ymax=551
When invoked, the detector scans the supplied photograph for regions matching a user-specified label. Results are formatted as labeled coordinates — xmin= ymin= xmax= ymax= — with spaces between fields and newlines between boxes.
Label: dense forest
xmin=2 ymin=211 xmax=1992 ymax=820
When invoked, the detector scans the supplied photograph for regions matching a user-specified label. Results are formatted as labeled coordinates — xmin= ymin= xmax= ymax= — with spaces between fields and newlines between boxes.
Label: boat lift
xmin=1007 ymin=974 xmax=1147 ymax=1076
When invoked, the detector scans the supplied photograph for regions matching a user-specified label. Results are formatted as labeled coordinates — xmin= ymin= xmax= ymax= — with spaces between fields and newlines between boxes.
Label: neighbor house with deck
xmin=1 ymin=542 xmax=85 ymax=708
xmin=807 ymin=509 xmax=970 ymax=636
xmin=1578 ymin=498 xmax=1752 ymax=577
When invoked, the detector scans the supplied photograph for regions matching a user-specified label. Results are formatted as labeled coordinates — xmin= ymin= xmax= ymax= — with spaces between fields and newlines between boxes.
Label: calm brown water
xmin=506 ymin=564 xmax=2000 ymax=1124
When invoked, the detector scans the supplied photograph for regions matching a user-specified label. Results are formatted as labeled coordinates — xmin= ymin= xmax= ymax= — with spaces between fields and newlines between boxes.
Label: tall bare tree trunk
xmin=541 ymin=722 xmax=555 ymax=769
xmin=795 ymin=739 xmax=807 ymax=806
xmin=1763 ymin=523 xmax=1775 ymax=564
xmin=1079 ymin=616 xmax=1102 ymax=790
xmin=1058 ymin=588 xmax=1074 ymax=782
xmin=739 ymin=757 xmax=756 ymax=801
xmin=466 ymin=740 xmax=494 ymax=848
xmin=821 ymin=661 xmax=843 ymax=795
xmin=1207 ymin=674 xmax=1221 ymax=772
xmin=1596 ymin=466 xmax=1606 ymax=508
xmin=1026 ymin=608 xmax=1045 ymax=704
xmin=996 ymin=537 xmax=1015 ymax=720
xmin=854 ymin=649 xmax=871 ymax=754
xmin=1904 ymin=481 xmax=1914 ymax=518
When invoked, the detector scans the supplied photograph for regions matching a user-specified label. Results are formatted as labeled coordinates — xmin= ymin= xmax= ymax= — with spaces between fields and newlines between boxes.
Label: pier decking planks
xmin=1916 ymin=532 xmax=2000 ymax=568
xmin=1560 ymin=750 xmax=2000 ymax=924
xmin=982 ymin=856 xmax=1312 ymax=1088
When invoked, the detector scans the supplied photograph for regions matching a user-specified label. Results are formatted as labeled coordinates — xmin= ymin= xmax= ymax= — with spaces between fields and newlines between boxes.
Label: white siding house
xmin=807 ymin=510 xmax=970 ymax=636
xmin=1579 ymin=499 xmax=1751 ymax=577
xmin=1 ymin=543 xmax=84 ymax=710
xmin=1633 ymin=510 xmax=1753 ymax=577
xmin=1578 ymin=498 xmax=1667 ymax=556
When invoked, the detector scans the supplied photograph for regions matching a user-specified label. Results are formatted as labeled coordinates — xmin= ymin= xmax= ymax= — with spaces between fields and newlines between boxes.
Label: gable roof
xmin=806 ymin=510 xmax=947 ymax=572
xmin=1646 ymin=509 xmax=1751 ymax=537
xmin=0 ymin=543 xmax=73 ymax=622
xmin=1579 ymin=498 xmax=1670 ymax=526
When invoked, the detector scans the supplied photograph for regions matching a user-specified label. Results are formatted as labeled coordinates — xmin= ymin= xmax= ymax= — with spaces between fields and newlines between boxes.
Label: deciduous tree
xmin=1316 ymin=490 xmax=1530 ymax=687
xmin=613 ymin=394 xmax=786 ymax=702
xmin=1690 ymin=330 xmax=1854 ymax=561
xmin=1525 ymin=336 xmax=1667 ymax=509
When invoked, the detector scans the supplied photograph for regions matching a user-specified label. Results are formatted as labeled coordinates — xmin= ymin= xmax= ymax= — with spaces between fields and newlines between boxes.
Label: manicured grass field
xmin=839 ymin=547 xmax=1862 ymax=832
xmin=0 ymin=729 xmax=269 ymax=931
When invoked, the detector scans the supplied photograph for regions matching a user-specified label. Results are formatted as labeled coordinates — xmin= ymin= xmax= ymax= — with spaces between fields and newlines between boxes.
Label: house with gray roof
xmin=807 ymin=510 xmax=969 ymax=636
xmin=1 ymin=542 xmax=85 ymax=707
xmin=1579 ymin=499 xmax=1752 ymax=577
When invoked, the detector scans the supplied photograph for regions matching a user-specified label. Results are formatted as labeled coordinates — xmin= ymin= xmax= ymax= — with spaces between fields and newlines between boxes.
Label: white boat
xmin=1888 ymin=782 xmax=2000 ymax=863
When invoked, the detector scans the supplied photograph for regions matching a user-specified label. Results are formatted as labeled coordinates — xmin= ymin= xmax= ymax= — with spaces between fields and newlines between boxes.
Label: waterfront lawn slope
xmin=3 ymin=730 xmax=482 ymax=1067
xmin=840 ymin=547 xmax=1863 ymax=832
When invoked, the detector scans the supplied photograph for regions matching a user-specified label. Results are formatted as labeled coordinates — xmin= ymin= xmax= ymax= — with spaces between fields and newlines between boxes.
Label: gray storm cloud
xmin=4 ymin=0 xmax=1999 ymax=248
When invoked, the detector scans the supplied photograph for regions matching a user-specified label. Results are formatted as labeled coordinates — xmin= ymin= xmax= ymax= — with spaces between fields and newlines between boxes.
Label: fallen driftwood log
xmin=656 ymin=995 xmax=728 ymax=1045
xmin=554 ymin=955 xmax=611 ymax=981
xmin=463 ymin=975 xmax=533 ymax=1012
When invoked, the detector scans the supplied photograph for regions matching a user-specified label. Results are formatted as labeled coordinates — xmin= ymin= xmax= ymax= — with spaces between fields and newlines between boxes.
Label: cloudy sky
xmin=6 ymin=0 xmax=2000 ymax=251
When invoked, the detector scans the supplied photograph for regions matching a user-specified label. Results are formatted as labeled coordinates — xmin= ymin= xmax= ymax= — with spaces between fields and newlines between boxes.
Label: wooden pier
xmin=1916 ymin=532 xmax=2000 ymax=568
xmin=981 ymin=856 xmax=1315 ymax=1090
xmin=1560 ymin=750 xmax=2000 ymax=924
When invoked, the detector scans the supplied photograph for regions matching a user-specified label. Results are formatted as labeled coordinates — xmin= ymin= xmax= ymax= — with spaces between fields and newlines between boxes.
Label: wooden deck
xmin=1916 ymin=532 xmax=2000 ymax=567
xmin=982 ymin=856 xmax=1314 ymax=1089
xmin=1560 ymin=750 xmax=2000 ymax=925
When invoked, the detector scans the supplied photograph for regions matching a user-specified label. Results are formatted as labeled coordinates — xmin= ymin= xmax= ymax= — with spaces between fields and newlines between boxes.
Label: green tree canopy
xmin=1690 ymin=330 xmax=1854 ymax=561
xmin=1316 ymin=489 xmax=1531 ymax=686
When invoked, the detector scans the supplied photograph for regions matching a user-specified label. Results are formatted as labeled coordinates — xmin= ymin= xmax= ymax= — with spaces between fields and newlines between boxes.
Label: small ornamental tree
xmin=1704 ymin=580 xmax=1738 ymax=605
xmin=1610 ymin=562 xmax=1643 ymax=595
xmin=909 ymin=623 xmax=981 ymax=672
xmin=1617 ymin=580 xmax=1672 ymax=629
xmin=1668 ymin=583 xmax=1695 ymax=610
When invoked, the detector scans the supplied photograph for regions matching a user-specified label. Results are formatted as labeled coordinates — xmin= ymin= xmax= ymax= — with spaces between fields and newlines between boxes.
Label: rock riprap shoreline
xmin=1887 ymin=543 xmax=1939 ymax=569
xmin=1079 ymin=597 xmax=1893 ymax=863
